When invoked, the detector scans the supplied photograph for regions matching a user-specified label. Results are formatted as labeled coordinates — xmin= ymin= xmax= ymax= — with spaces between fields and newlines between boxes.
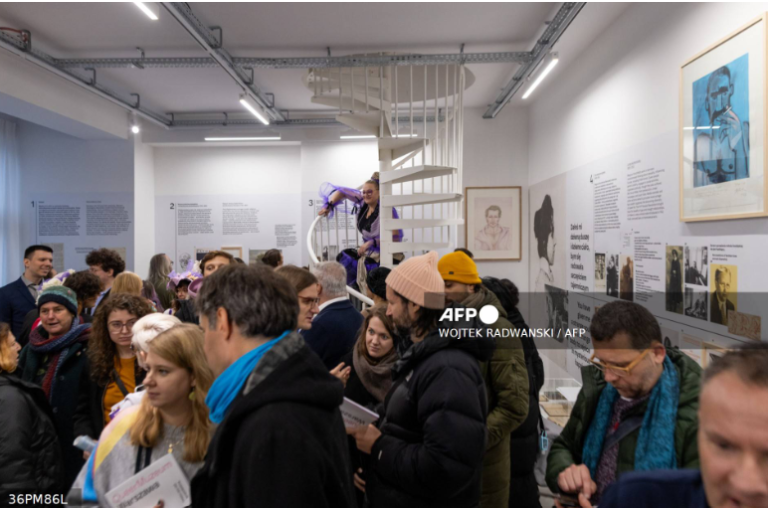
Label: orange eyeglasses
xmin=589 ymin=348 xmax=652 ymax=377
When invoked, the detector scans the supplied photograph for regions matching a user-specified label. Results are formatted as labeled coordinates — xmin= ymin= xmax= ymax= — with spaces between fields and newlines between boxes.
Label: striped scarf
xmin=29 ymin=317 xmax=91 ymax=399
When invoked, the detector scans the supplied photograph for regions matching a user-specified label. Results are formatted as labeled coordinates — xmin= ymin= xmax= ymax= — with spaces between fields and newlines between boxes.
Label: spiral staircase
xmin=305 ymin=57 xmax=471 ymax=306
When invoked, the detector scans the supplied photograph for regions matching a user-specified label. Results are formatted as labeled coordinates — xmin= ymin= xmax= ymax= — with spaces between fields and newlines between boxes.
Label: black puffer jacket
xmin=0 ymin=374 xmax=63 ymax=498
xmin=367 ymin=304 xmax=494 ymax=508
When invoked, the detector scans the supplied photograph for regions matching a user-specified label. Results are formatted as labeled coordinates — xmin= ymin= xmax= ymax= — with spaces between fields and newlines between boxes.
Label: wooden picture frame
xmin=464 ymin=186 xmax=522 ymax=261
xmin=221 ymin=246 xmax=243 ymax=260
xmin=680 ymin=14 xmax=768 ymax=221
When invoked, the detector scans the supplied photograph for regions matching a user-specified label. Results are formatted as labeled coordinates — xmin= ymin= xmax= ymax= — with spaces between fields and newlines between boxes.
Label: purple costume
xmin=319 ymin=182 xmax=403 ymax=285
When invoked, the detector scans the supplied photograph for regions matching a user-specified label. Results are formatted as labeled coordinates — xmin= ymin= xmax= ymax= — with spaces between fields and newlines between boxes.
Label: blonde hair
xmin=129 ymin=324 xmax=214 ymax=463
xmin=112 ymin=272 xmax=143 ymax=297
xmin=0 ymin=323 xmax=17 ymax=373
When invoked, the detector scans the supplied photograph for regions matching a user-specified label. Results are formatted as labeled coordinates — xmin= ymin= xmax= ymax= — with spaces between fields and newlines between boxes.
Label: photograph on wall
xmin=322 ymin=245 xmax=339 ymax=262
xmin=195 ymin=248 xmax=213 ymax=261
xmin=684 ymin=286 xmax=708 ymax=321
xmin=661 ymin=326 xmax=681 ymax=350
xmin=680 ymin=15 xmax=767 ymax=221
xmin=619 ymin=254 xmax=634 ymax=301
xmin=594 ymin=253 xmax=606 ymax=292
xmin=710 ymin=264 xmax=738 ymax=326
xmin=465 ymin=187 xmax=521 ymax=261
xmin=249 ymin=249 xmax=270 ymax=266
xmin=178 ymin=252 xmax=193 ymax=271
xmin=529 ymin=175 xmax=566 ymax=293
xmin=685 ymin=245 xmax=708 ymax=286
xmin=221 ymin=246 xmax=243 ymax=260
xmin=605 ymin=253 xmax=619 ymax=298
xmin=727 ymin=310 xmax=761 ymax=341
xmin=544 ymin=284 xmax=569 ymax=343
xmin=665 ymin=246 xmax=684 ymax=314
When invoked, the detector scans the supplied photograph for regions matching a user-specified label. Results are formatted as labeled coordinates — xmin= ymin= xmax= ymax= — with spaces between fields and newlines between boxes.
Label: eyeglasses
xmin=362 ymin=190 xmax=375 ymax=196
xmin=108 ymin=319 xmax=138 ymax=333
xmin=589 ymin=348 xmax=652 ymax=377
xmin=299 ymin=296 xmax=320 ymax=306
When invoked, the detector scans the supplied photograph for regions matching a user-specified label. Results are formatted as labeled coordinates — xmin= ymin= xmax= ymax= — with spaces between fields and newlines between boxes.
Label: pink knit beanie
xmin=385 ymin=251 xmax=445 ymax=309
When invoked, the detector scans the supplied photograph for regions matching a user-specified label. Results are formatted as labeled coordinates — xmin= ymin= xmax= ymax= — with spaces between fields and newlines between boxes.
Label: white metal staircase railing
xmin=305 ymin=55 xmax=467 ymax=306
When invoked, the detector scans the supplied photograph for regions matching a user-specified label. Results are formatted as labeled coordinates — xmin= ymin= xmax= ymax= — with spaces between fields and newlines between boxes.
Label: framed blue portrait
xmin=681 ymin=14 xmax=768 ymax=222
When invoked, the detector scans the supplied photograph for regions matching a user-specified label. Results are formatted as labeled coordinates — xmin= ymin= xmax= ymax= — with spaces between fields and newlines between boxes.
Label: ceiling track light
xmin=522 ymin=52 xmax=559 ymax=100
xmin=204 ymin=137 xmax=281 ymax=141
xmin=239 ymin=94 xmax=270 ymax=126
xmin=133 ymin=2 xmax=159 ymax=21
xmin=129 ymin=112 xmax=140 ymax=135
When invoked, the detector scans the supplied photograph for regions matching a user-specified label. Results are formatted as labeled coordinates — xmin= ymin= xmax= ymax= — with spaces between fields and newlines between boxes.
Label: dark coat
xmin=301 ymin=299 xmax=364 ymax=370
xmin=341 ymin=351 xmax=388 ymax=508
xmin=0 ymin=374 xmax=63 ymax=498
xmin=18 ymin=327 xmax=91 ymax=490
xmin=0 ymin=277 xmax=37 ymax=339
xmin=191 ymin=332 xmax=356 ymax=508
xmin=366 ymin=304 xmax=494 ymax=508
xmin=545 ymin=348 xmax=702 ymax=493
xmin=710 ymin=294 xmax=735 ymax=326
xmin=599 ymin=469 xmax=708 ymax=508
xmin=73 ymin=358 xmax=146 ymax=440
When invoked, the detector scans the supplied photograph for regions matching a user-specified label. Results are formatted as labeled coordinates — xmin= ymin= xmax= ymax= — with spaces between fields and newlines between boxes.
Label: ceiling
xmin=0 ymin=2 xmax=630 ymax=124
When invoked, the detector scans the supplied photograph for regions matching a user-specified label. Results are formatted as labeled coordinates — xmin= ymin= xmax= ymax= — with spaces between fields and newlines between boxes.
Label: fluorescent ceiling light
xmin=340 ymin=135 xmax=376 ymax=139
xmin=205 ymin=137 xmax=281 ymax=141
xmin=522 ymin=53 xmax=559 ymax=100
xmin=133 ymin=2 xmax=159 ymax=20
xmin=395 ymin=133 xmax=416 ymax=138
xmin=239 ymin=94 xmax=270 ymax=125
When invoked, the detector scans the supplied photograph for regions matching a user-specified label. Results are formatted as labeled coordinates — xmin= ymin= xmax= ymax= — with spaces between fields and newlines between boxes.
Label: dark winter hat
xmin=37 ymin=285 xmax=78 ymax=316
xmin=366 ymin=267 xmax=391 ymax=300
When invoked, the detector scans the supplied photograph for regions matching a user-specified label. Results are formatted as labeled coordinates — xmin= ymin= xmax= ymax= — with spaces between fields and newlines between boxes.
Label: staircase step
xmin=378 ymin=137 xmax=430 ymax=160
xmin=381 ymin=193 xmax=463 ymax=207
xmin=337 ymin=112 xmax=385 ymax=137
xmin=381 ymin=218 xmax=464 ymax=230
xmin=384 ymin=242 xmax=452 ymax=254
xmin=380 ymin=165 xmax=455 ymax=185
xmin=311 ymin=94 xmax=390 ymax=112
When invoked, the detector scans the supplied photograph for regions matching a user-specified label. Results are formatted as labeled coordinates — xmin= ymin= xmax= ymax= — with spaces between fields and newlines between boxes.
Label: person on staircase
xmin=318 ymin=172 xmax=403 ymax=292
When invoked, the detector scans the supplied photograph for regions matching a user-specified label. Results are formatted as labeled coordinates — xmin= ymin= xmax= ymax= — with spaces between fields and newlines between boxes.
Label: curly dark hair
xmin=85 ymin=248 xmax=126 ymax=277
xmin=89 ymin=294 xmax=153 ymax=386
xmin=63 ymin=271 xmax=102 ymax=304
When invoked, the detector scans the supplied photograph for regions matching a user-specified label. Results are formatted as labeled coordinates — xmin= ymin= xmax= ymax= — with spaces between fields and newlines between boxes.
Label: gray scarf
xmin=352 ymin=342 xmax=397 ymax=403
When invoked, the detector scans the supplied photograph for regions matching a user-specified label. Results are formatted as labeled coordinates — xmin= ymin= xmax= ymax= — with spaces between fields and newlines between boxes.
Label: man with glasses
xmin=303 ymin=262 xmax=363 ymax=370
xmin=546 ymin=301 xmax=702 ymax=508
xmin=597 ymin=343 xmax=768 ymax=508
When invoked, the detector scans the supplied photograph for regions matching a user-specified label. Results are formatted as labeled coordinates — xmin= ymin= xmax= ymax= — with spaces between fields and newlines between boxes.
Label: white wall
xmin=461 ymin=105 xmax=529 ymax=292
xmin=527 ymin=2 xmax=768 ymax=380
xmin=529 ymin=2 xmax=768 ymax=186
xmin=17 ymin=120 xmax=134 ymax=273
xmin=134 ymin=135 xmax=155 ymax=278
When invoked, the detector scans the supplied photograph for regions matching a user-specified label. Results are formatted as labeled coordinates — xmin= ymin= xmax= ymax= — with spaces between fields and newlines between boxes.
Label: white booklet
xmin=340 ymin=396 xmax=380 ymax=428
xmin=105 ymin=453 xmax=191 ymax=508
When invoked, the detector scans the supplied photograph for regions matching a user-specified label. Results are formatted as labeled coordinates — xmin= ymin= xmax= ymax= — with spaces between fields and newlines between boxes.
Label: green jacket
xmin=462 ymin=288 xmax=530 ymax=508
xmin=545 ymin=347 xmax=702 ymax=493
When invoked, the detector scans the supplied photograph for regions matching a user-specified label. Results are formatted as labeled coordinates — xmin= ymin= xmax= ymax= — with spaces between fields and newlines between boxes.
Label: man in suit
xmin=710 ymin=267 xmax=735 ymax=326
xmin=302 ymin=261 xmax=363 ymax=370
xmin=0 ymin=245 xmax=53 ymax=337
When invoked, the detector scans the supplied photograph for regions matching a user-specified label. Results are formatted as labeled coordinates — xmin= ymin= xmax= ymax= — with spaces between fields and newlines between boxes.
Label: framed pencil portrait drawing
xmin=465 ymin=186 xmax=522 ymax=261
xmin=680 ymin=14 xmax=768 ymax=222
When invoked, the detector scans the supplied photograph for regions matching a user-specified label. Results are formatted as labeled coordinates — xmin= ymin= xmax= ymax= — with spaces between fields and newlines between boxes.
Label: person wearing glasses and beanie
xmin=318 ymin=172 xmax=403 ymax=290
xmin=546 ymin=301 xmax=702 ymax=508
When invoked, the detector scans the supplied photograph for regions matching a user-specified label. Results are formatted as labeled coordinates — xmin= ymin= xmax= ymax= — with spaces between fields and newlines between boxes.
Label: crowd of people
xmin=0 ymin=244 xmax=766 ymax=508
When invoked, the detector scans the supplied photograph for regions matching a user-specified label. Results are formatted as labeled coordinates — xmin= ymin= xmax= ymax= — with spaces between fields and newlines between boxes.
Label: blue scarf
xmin=582 ymin=356 xmax=680 ymax=476
xmin=205 ymin=330 xmax=290 ymax=424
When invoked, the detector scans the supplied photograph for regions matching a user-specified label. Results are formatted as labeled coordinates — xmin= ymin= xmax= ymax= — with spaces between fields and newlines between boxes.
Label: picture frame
xmin=221 ymin=246 xmax=243 ymax=260
xmin=680 ymin=14 xmax=768 ymax=222
xmin=464 ymin=186 xmax=522 ymax=261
